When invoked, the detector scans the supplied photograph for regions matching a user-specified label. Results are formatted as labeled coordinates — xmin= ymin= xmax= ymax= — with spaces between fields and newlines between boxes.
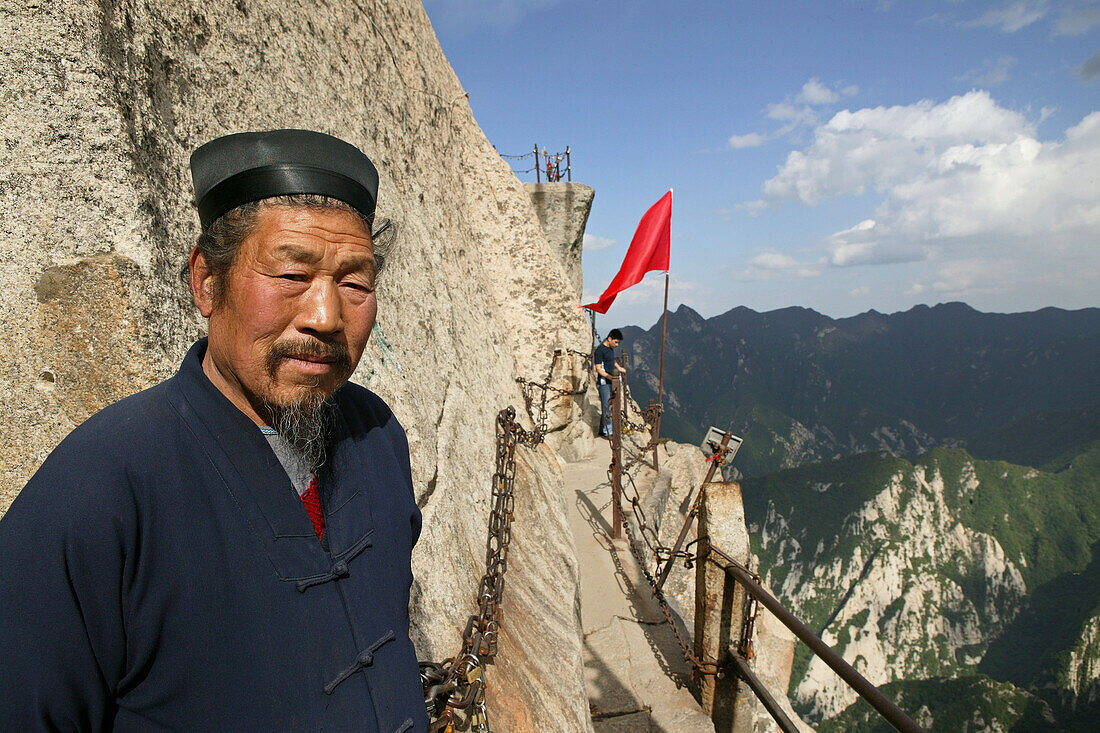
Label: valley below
xmin=622 ymin=302 xmax=1100 ymax=730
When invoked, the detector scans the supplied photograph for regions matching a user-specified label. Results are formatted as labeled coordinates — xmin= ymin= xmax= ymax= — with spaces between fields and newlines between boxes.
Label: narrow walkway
xmin=563 ymin=439 xmax=715 ymax=732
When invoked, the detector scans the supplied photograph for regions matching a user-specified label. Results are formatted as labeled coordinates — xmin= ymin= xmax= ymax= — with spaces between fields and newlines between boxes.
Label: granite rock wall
xmin=525 ymin=181 xmax=593 ymax=301
xmin=0 ymin=1 xmax=593 ymax=729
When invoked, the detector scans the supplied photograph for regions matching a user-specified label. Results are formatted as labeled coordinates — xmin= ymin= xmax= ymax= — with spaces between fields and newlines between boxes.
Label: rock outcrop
xmin=1 ymin=1 xmax=594 ymax=729
xmin=521 ymin=182 xmax=601 ymax=464
xmin=525 ymin=182 xmax=594 ymax=301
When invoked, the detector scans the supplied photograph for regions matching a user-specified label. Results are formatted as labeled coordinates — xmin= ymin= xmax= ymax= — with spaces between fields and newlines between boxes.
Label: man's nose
xmin=297 ymin=279 xmax=342 ymax=335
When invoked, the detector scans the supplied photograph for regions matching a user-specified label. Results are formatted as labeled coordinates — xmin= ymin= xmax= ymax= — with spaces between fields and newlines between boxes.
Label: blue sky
xmin=422 ymin=0 xmax=1100 ymax=329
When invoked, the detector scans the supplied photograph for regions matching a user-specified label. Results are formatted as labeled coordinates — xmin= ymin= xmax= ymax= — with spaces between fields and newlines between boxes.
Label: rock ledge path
xmin=563 ymin=440 xmax=715 ymax=732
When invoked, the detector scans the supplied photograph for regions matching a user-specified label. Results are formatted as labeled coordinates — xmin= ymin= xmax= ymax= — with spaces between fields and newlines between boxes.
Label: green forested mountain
xmin=820 ymin=674 xmax=1098 ymax=732
xmin=621 ymin=303 xmax=1100 ymax=477
xmin=740 ymin=441 xmax=1100 ymax=729
xmin=619 ymin=302 xmax=1100 ymax=729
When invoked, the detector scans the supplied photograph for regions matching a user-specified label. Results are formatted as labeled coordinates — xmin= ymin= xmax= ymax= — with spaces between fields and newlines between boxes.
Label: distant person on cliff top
xmin=0 ymin=130 xmax=427 ymax=731
xmin=594 ymin=329 xmax=627 ymax=437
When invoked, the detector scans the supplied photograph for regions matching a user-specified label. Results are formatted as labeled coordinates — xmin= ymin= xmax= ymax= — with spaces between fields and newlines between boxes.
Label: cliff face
xmin=751 ymin=453 xmax=1029 ymax=719
xmin=1 ymin=1 xmax=593 ymax=729
xmin=744 ymin=444 xmax=1100 ymax=723
xmin=525 ymin=182 xmax=594 ymax=301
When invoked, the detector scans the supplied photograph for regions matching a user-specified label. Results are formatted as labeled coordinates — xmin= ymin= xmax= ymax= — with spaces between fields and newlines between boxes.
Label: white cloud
xmin=959 ymin=54 xmax=1016 ymax=85
xmin=850 ymin=286 xmax=871 ymax=297
xmin=752 ymin=91 xmax=1100 ymax=294
xmin=822 ymin=219 xmax=928 ymax=267
xmin=762 ymin=91 xmax=1034 ymax=205
xmin=876 ymin=111 xmax=1100 ymax=242
xmin=729 ymin=79 xmax=857 ymax=153
xmin=583 ymin=233 xmax=617 ymax=251
xmin=914 ymin=258 xmax=1018 ymax=297
xmin=1055 ymin=3 xmax=1100 ymax=34
xmin=729 ymin=199 xmax=769 ymax=217
xmin=728 ymin=132 xmax=768 ymax=149
xmin=735 ymin=251 xmax=823 ymax=281
xmin=1082 ymin=49 xmax=1100 ymax=80
xmin=965 ymin=0 xmax=1049 ymax=32
xmin=765 ymin=102 xmax=820 ymax=128
xmin=796 ymin=78 xmax=840 ymax=105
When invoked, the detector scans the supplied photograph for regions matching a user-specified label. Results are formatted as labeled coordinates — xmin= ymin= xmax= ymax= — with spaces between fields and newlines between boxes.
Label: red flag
xmin=583 ymin=190 xmax=671 ymax=314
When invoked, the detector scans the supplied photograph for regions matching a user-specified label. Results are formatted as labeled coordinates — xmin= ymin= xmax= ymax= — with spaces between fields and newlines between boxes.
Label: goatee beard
xmin=261 ymin=392 xmax=337 ymax=475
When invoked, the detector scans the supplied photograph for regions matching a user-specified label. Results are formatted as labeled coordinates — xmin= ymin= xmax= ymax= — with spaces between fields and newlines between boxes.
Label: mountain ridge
xmin=620 ymin=302 xmax=1100 ymax=477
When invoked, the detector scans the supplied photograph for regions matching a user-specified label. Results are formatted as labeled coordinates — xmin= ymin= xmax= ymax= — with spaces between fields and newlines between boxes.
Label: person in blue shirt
xmin=593 ymin=329 xmax=627 ymax=437
xmin=0 ymin=130 xmax=427 ymax=732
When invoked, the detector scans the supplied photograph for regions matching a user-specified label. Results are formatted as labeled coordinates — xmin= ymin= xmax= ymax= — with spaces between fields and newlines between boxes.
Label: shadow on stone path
xmin=564 ymin=440 xmax=715 ymax=733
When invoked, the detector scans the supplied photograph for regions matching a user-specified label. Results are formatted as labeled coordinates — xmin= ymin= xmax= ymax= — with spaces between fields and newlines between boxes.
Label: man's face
xmin=610 ymin=338 xmax=622 ymax=348
xmin=191 ymin=205 xmax=377 ymax=424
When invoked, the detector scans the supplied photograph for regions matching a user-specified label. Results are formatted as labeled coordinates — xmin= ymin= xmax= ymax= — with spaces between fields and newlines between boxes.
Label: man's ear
xmin=189 ymin=246 xmax=217 ymax=318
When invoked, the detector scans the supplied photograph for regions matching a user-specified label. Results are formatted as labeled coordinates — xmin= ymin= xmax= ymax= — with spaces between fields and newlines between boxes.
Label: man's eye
xmin=279 ymin=273 xmax=309 ymax=282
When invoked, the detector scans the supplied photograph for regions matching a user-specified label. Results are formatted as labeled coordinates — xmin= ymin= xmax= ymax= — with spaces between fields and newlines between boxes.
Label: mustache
xmin=266 ymin=338 xmax=352 ymax=374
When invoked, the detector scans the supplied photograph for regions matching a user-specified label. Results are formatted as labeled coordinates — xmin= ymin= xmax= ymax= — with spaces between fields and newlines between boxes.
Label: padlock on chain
xmin=470 ymin=697 xmax=491 ymax=733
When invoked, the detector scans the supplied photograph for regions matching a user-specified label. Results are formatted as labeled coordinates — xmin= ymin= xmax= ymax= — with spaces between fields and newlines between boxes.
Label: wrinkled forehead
xmin=242 ymin=205 xmax=375 ymax=261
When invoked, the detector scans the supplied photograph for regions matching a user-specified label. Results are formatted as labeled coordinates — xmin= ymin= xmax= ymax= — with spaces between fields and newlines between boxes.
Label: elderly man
xmin=0 ymin=130 xmax=426 ymax=732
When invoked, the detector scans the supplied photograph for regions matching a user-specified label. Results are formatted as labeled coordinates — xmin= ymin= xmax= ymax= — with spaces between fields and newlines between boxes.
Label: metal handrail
xmin=707 ymin=546 xmax=924 ymax=733
xmin=724 ymin=651 xmax=801 ymax=733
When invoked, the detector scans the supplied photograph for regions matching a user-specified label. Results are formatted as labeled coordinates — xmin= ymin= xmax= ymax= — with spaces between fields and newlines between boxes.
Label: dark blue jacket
xmin=0 ymin=340 xmax=427 ymax=732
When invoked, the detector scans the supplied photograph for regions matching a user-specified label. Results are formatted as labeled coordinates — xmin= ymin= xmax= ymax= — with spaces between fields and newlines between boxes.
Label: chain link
xmin=421 ymin=407 xmax=533 ymax=732
xmin=739 ymin=572 xmax=762 ymax=661
xmin=608 ymin=402 xmax=727 ymax=677
xmin=606 ymin=422 xmax=745 ymax=677
xmin=515 ymin=348 xmax=590 ymax=439
xmin=419 ymin=330 xmax=771 ymax=725
xmin=420 ymin=343 xmax=593 ymax=729
xmin=612 ymin=463 xmax=719 ymax=676
xmin=419 ymin=344 xmax=657 ymax=729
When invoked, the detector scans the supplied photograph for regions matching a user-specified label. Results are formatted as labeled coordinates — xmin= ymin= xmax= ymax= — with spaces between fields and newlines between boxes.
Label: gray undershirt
xmin=259 ymin=426 xmax=313 ymax=497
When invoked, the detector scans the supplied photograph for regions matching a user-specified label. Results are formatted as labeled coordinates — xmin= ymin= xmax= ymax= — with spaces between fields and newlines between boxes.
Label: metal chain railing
xmin=497 ymin=148 xmax=538 ymax=176
xmin=706 ymin=546 xmax=924 ymax=733
xmin=619 ymin=377 xmax=661 ymax=437
xmin=416 ymin=339 xmax=922 ymax=732
xmin=612 ymin=460 xmax=720 ymax=676
xmin=497 ymin=145 xmax=573 ymax=181
xmin=420 ymin=406 xmax=537 ymax=732
xmin=606 ymin=377 xmax=775 ymax=680
xmin=419 ymin=346 xmax=591 ymax=731
xmin=515 ymin=348 xmax=590 ymax=438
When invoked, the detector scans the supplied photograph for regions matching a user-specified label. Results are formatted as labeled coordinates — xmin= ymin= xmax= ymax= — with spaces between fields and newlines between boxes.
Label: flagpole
xmin=652 ymin=188 xmax=672 ymax=471
xmin=654 ymin=271 xmax=669 ymax=470
xmin=589 ymin=308 xmax=596 ymax=359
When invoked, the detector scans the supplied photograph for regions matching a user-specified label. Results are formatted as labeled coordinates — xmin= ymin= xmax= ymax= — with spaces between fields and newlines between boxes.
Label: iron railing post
xmin=724 ymin=652 xmax=800 ymax=733
xmin=655 ymin=430 xmax=733 ymax=591
xmin=610 ymin=376 xmax=623 ymax=539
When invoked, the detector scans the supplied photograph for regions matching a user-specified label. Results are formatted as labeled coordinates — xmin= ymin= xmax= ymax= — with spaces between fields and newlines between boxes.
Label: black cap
xmin=190 ymin=130 xmax=379 ymax=231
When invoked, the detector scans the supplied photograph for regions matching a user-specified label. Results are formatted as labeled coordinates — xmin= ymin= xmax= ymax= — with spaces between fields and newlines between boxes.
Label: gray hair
xmin=191 ymin=194 xmax=395 ymax=304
